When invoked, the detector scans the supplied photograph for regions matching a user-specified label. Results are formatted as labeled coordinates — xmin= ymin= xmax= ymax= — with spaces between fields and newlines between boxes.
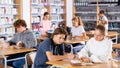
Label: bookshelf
xmin=0 ymin=0 xmax=22 ymax=40
xmin=73 ymin=0 xmax=120 ymax=31
xmin=30 ymin=0 xmax=66 ymax=32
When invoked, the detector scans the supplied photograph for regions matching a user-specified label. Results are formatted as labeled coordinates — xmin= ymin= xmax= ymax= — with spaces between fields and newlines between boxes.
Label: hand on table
xmin=79 ymin=57 xmax=91 ymax=63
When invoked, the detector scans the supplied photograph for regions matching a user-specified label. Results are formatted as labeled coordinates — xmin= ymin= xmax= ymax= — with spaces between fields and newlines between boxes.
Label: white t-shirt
xmin=99 ymin=15 xmax=108 ymax=35
xmin=77 ymin=37 xmax=112 ymax=63
xmin=71 ymin=26 xmax=85 ymax=37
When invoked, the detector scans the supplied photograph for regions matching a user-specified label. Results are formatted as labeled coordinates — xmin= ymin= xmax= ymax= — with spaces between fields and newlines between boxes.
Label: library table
xmin=64 ymin=39 xmax=87 ymax=44
xmin=0 ymin=46 xmax=37 ymax=68
xmin=46 ymin=60 xmax=116 ymax=68
xmin=87 ymin=31 xmax=119 ymax=44
xmin=112 ymin=44 xmax=120 ymax=49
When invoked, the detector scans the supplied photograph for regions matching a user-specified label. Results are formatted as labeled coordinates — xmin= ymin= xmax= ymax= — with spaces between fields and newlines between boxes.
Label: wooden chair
xmin=25 ymin=52 xmax=36 ymax=68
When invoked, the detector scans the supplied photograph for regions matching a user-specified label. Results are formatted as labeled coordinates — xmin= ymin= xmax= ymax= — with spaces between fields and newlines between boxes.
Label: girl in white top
xmin=71 ymin=16 xmax=87 ymax=40
xmin=77 ymin=25 xmax=112 ymax=63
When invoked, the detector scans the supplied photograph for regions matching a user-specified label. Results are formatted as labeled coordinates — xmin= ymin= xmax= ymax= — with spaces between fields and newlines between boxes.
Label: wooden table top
xmin=46 ymin=60 xmax=116 ymax=68
xmin=64 ymin=39 xmax=87 ymax=44
xmin=0 ymin=46 xmax=37 ymax=56
xmin=112 ymin=44 xmax=120 ymax=49
xmin=86 ymin=31 xmax=119 ymax=37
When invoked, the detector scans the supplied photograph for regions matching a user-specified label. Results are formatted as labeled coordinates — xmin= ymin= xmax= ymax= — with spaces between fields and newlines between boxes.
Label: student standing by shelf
xmin=39 ymin=12 xmax=53 ymax=38
xmin=5 ymin=19 xmax=37 ymax=68
xmin=34 ymin=28 xmax=74 ymax=68
xmin=98 ymin=10 xmax=109 ymax=35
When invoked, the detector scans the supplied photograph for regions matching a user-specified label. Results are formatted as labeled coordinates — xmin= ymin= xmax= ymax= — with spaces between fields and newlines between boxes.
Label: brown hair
xmin=95 ymin=25 xmax=105 ymax=35
xmin=13 ymin=19 xmax=27 ymax=28
xmin=44 ymin=12 xmax=49 ymax=16
xmin=51 ymin=28 xmax=68 ymax=39
xmin=99 ymin=10 xmax=105 ymax=14
xmin=72 ymin=16 xmax=83 ymax=26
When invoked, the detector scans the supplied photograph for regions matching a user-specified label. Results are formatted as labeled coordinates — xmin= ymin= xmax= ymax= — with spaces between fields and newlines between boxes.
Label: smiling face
xmin=53 ymin=34 xmax=65 ymax=44
xmin=72 ymin=19 xmax=79 ymax=27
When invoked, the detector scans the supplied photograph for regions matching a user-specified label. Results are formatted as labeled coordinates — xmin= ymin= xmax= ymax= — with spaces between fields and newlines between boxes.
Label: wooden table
xmin=112 ymin=44 xmax=120 ymax=49
xmin=0 ymin=47 xmax=37 ymax=56
xmin=86 ymin=31 xmax=119 ymax=37
xmin=46 ymin=60 xmax=116 ymax=68
xmin=0 ymin=47 xmax=37 ymax=68
xmin=64 ymin=39 xmax=87 ymax=44
xmin=87 ymin=31 xmax=119 ymax=44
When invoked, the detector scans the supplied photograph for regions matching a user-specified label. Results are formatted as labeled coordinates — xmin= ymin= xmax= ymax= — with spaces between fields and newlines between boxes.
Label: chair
xmin=25 ymin=52 xmax=36 ymax=68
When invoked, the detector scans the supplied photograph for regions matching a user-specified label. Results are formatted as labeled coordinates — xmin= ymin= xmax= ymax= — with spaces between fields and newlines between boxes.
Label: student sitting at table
xmin=77 ymin=25 xmax=112 ymax=63
xmin=71 ymin=16 xmax=87 ymax=54
xmin=39 ymin=12 xmax=53 ymax=37
xmin=34 ymin=28 xmax=74 ymax=68
xmin=6 ymin=19 xmax=37 ymax=68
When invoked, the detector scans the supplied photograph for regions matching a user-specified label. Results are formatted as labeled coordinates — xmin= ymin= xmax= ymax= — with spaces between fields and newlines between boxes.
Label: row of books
xmin=0 ymin=7 xmax=17 ymax=15
xmin=74 ymin=2 xmax=117 ymax=7
xmin=32 ymin=16 xmax=41 ymax=23
xmin=50 ymin=7 xmax=64 ymax=14
xmin=0 ymin=27 xmax=14 ymax=35
xmin=32 ymin=0 xmax=64 ymax=5
xmin=32 ymin=7 xmax=47 ymax=14
xmin=75 ymin=0 xmax=118 ymax=2
xmin=0 ymin=17 xmax=13 ymax=25
xmin=0 ymin=0 xmax=13 ymax=4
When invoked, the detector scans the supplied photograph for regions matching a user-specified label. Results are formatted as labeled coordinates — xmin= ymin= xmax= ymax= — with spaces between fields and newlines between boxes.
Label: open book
xmin=70 ymin=59 xmax=94 ymax=66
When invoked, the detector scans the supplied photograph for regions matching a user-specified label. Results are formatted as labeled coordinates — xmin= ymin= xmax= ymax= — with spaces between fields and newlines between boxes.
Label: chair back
xmin=25 ymin=52 xmax=36 ymax=68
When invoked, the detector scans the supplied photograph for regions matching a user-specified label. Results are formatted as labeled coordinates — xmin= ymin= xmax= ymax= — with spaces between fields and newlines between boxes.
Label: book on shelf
xmin=0 ymin=0 xmax=13 ymax=4
xmin=32 ymin=23 xmax=40 ymax=31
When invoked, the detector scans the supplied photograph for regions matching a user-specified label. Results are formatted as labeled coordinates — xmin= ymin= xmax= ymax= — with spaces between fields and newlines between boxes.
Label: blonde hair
xmin=72 ymin=16 xmax=83 ymax=26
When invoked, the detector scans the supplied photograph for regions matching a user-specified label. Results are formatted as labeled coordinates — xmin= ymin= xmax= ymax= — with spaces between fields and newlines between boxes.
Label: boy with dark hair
xmin=34 ymin=28 xmax=74 ymax=68
xmin=6 ymin=19 xmax=37 ymax=68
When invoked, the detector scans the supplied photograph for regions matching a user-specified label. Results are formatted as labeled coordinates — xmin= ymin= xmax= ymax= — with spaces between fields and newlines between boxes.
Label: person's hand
xmin=79 ymin=57 xmax=91 ymax=63
xmin=16 ymin=41 xmax=22 ymax=47
xmin=65 ymin=54 xmax=75 ymax=59
xmin=4 ymin=42 xmax=10 ymax=48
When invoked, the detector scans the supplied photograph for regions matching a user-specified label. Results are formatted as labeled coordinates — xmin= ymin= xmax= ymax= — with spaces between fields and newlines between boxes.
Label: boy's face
xmin=53 ymin=34 xmax=65 ymax=44
xmin=16 ymin=26 xmax=25 ymax=33
xmin=94 ymin=29 xmax=104 ymax=41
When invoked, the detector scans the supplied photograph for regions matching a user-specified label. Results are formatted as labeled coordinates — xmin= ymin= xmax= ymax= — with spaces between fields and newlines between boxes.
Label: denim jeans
xmin=73 ymin=44 xmax=84 ymax=54
xmin=12 ymin=58 xmax=25 ymax=68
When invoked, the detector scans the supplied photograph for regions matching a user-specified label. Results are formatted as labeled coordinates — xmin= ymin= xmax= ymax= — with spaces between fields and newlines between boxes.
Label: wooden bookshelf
xmin=30 ymin=0 xmax=67 ymax=32
xmin=0 ymin=0 xmax=22 ymax=39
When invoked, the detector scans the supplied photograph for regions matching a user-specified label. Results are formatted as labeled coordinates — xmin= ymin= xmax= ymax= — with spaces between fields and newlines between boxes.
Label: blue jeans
xmin=7 ymin=53 xmax=26 ymax=68
xmin=73 ymin=44 xmax=84 ymax=54
xmin=12 ymin=58 xmax=25 ymax=68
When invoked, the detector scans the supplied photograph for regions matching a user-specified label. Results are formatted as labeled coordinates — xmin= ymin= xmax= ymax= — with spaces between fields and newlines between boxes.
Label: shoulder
xmin=88 ymin=38 xmax=95 ymax=42
xmin=25 ymin=29 xmax=34 ymax=35
xmin=40 ymin=38 xmax=52 ymax=46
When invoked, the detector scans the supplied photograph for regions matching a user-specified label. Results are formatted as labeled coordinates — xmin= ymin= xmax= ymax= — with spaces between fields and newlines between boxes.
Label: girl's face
xmin=72 ymin=19 xmax=79 ymax=27
xmin=44 ymin=14 xmax=50 ymax=20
